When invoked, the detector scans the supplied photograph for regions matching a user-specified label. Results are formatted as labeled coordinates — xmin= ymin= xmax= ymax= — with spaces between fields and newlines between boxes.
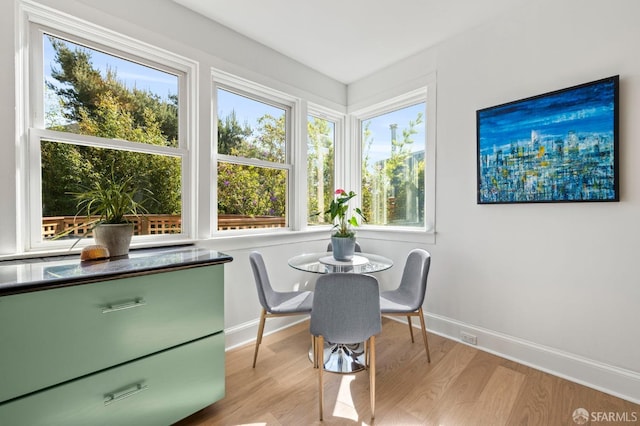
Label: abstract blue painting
xmin=477 ymin=76 xmax=619 ymax=204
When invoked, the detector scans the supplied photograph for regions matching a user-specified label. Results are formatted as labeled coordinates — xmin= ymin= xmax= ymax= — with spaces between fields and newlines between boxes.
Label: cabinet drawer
xmin=0 ymin=332 xmax=225 ymax=426
xmin=0 ymin=265 xmax=223 ymax=403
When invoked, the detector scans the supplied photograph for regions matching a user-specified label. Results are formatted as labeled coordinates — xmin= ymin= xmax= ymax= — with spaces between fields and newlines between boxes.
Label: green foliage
xmin=41 ymin=141 xmax=90 ymax=215
xmin=218 ymin=110 xmax=252 ymax=155
xmin=217 ymin=111 xmax=287 ymax=218
xmin=253 ymin=114 xmax=286 ymax=162
xmin=217 ymin=163 xmax=286 ymax=216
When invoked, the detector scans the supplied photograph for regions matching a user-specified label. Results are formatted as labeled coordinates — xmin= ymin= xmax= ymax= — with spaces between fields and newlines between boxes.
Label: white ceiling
xmin=173 ymin=0 xmax=528 ymax=84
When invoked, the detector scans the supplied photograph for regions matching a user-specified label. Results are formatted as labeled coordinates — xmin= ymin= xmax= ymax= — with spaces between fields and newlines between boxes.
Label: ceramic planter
xmin=93 ymin=223 xmax=134 ymax=257
xmin=331 ymin=235 xmax=356 ymax=261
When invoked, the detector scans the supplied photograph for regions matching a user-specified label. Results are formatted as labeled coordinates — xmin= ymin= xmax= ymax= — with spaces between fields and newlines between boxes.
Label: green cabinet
xmin=0 ymin=333 xmax=224 ymax=426
xmin=0 ymin=261 xmax=227 ymax=425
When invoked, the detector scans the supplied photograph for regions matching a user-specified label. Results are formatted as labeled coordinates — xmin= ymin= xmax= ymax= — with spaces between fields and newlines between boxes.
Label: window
xmin=23 ymin=10 xmax=195 ymax=250
xmin=307 ymin=113 xmax=336 ymax=226
xmin=18 ymin=3 xmax=433 ymax=254
xmin=215 ymin=83 xmax=295 ymax=232
xmin=357 ymin=90 xmax=432 ymax=231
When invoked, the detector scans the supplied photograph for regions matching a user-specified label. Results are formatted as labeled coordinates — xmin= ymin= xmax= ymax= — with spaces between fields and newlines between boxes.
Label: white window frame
xmin=349 ymin=83 xmax=437 ymax=244
xmin=211 ymin=69 xmax=301 ymax=235
xmin=18 ymin=1 xmax=198 ymax=252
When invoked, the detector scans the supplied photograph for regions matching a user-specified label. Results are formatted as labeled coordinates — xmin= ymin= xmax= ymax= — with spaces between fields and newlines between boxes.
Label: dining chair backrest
xmin=249 ymin=251 xmax=275 ymax=311
xmin=396 ymin=249 xmax=431 ymax=311
xmin=310 ymin=273 xmax=381 ymax=344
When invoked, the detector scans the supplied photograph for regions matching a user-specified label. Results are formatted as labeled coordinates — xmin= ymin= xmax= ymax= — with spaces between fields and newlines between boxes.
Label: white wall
xmin=0 ymin=2 xmax=18 ymax=254
xmin=351 ymin=0 xmax=640 ymax=402
xmin=2 ymin=0 xmax=638 ymax=404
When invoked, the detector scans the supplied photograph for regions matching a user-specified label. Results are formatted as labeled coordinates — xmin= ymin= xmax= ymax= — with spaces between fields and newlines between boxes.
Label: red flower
xmin=335 ymin=189 xmax=346 ymax=195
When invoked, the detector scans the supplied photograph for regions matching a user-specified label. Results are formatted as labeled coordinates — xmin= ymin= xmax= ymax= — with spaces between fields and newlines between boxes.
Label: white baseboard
xmin=224 ymin=315 xmax=309 ymax=351
xmin=424 ymin=313 xmax=640 ymax=405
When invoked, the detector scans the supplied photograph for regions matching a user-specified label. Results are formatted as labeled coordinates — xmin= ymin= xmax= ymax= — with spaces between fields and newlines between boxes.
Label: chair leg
xmin=312 ymin=334 xmax=317 ymax=368
xmin=418 ymin=307 xmax=431 ymax=363
xmin=364 ymin=338 xmax=369 ymax=368
xmin=407 ymin=315 xmax=415 ymax=343
xmin=317 ymin=335 xmax=325 ymax=421
xmin=252 ymin=308 xmax=267 ymax=368
xmin=369 ymin=335 xmax=376 ymax=419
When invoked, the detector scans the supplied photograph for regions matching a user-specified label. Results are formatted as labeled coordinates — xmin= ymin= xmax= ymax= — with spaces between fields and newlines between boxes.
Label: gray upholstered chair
xmin=310 ymin=273 xmax=381 ymax=420
xmin=249 ymin=251 xmax=313 ymax=368
xmin=379 ymin=249 xmax=432 ymax=362
xmin=326 ymin=241 xmax=362 ymax=252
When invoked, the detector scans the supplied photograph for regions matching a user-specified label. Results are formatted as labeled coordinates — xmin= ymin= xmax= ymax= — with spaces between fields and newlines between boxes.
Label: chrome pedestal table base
xmin=309 ymin=341 xmax=366 ymax=373
xmin=289 ymin=252 xmax=393 ymax=373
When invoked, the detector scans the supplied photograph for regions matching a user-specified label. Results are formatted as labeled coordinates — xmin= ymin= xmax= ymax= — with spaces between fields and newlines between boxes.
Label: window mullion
xmin=217 ymin=154 xmax=291 ymax=171
xmin=32 ymin=128 xmax=186 ymax=157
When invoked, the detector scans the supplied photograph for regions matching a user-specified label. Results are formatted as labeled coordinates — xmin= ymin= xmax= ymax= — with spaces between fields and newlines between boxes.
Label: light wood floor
xmin=176 ymin=318 xmax=639 ymax=425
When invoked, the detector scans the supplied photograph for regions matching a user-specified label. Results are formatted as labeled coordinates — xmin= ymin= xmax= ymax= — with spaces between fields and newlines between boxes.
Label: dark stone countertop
xmin=0 ymin=245 xmax=233 ymax=296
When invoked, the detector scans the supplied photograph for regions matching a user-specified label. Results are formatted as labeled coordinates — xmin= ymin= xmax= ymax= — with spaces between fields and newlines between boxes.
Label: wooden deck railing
xmin=217 ymin=214 xmax=286 ymax=230
xmin=42 ymin=214 xmax=286 ymax=238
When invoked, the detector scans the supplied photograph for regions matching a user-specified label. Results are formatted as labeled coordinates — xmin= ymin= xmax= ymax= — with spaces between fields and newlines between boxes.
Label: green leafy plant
xmin=70 ymin=174 xmax=151 ymax=224
xmin=51 ymin=171 xmax=153 ymax=246
xmin=314 ymin=189 xmax=366 ymax=237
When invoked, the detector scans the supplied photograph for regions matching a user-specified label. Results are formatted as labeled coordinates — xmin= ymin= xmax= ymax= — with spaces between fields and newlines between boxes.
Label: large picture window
xmin=25 ymin=18 xmax=193 ymax=250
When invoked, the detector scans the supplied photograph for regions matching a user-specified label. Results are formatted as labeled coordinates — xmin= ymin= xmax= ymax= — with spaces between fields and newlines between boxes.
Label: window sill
xmin=0 ymin=239 xmax=197 ymax=262
xmin=1 ymin=226 xmax=436 ymax=262
xmin=196 ymin=226 xmax=435 ymax=252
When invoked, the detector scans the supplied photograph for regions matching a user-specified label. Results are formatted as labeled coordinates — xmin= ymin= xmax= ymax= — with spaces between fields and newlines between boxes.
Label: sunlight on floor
xmin=332 ymin=375 xmax=360 ymax=422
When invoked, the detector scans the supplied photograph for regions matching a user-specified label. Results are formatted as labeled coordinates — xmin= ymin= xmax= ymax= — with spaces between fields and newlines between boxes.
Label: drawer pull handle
xmin=104 ymin=383 xmax=148 ymax=405
xmin=102 ymin=298 xmax=146 ymax=313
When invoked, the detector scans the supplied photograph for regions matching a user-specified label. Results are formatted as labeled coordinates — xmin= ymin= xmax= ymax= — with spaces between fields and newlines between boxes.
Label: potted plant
xmin=66 ymin=173 xmax=152 ymax=257
xmin=315 ymin=189 xmax=366 ymax=261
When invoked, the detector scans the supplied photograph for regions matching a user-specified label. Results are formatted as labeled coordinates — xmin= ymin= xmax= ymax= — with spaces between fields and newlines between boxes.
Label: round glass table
xmin=288 ymin=252 xmax=393 ymax=373
xmin=288 ymin=252 xmax=393 ymax=274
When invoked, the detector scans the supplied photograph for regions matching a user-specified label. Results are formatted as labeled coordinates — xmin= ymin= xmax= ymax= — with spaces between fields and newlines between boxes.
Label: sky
xmin=217 ymin=88 xmax=284 ymax=129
